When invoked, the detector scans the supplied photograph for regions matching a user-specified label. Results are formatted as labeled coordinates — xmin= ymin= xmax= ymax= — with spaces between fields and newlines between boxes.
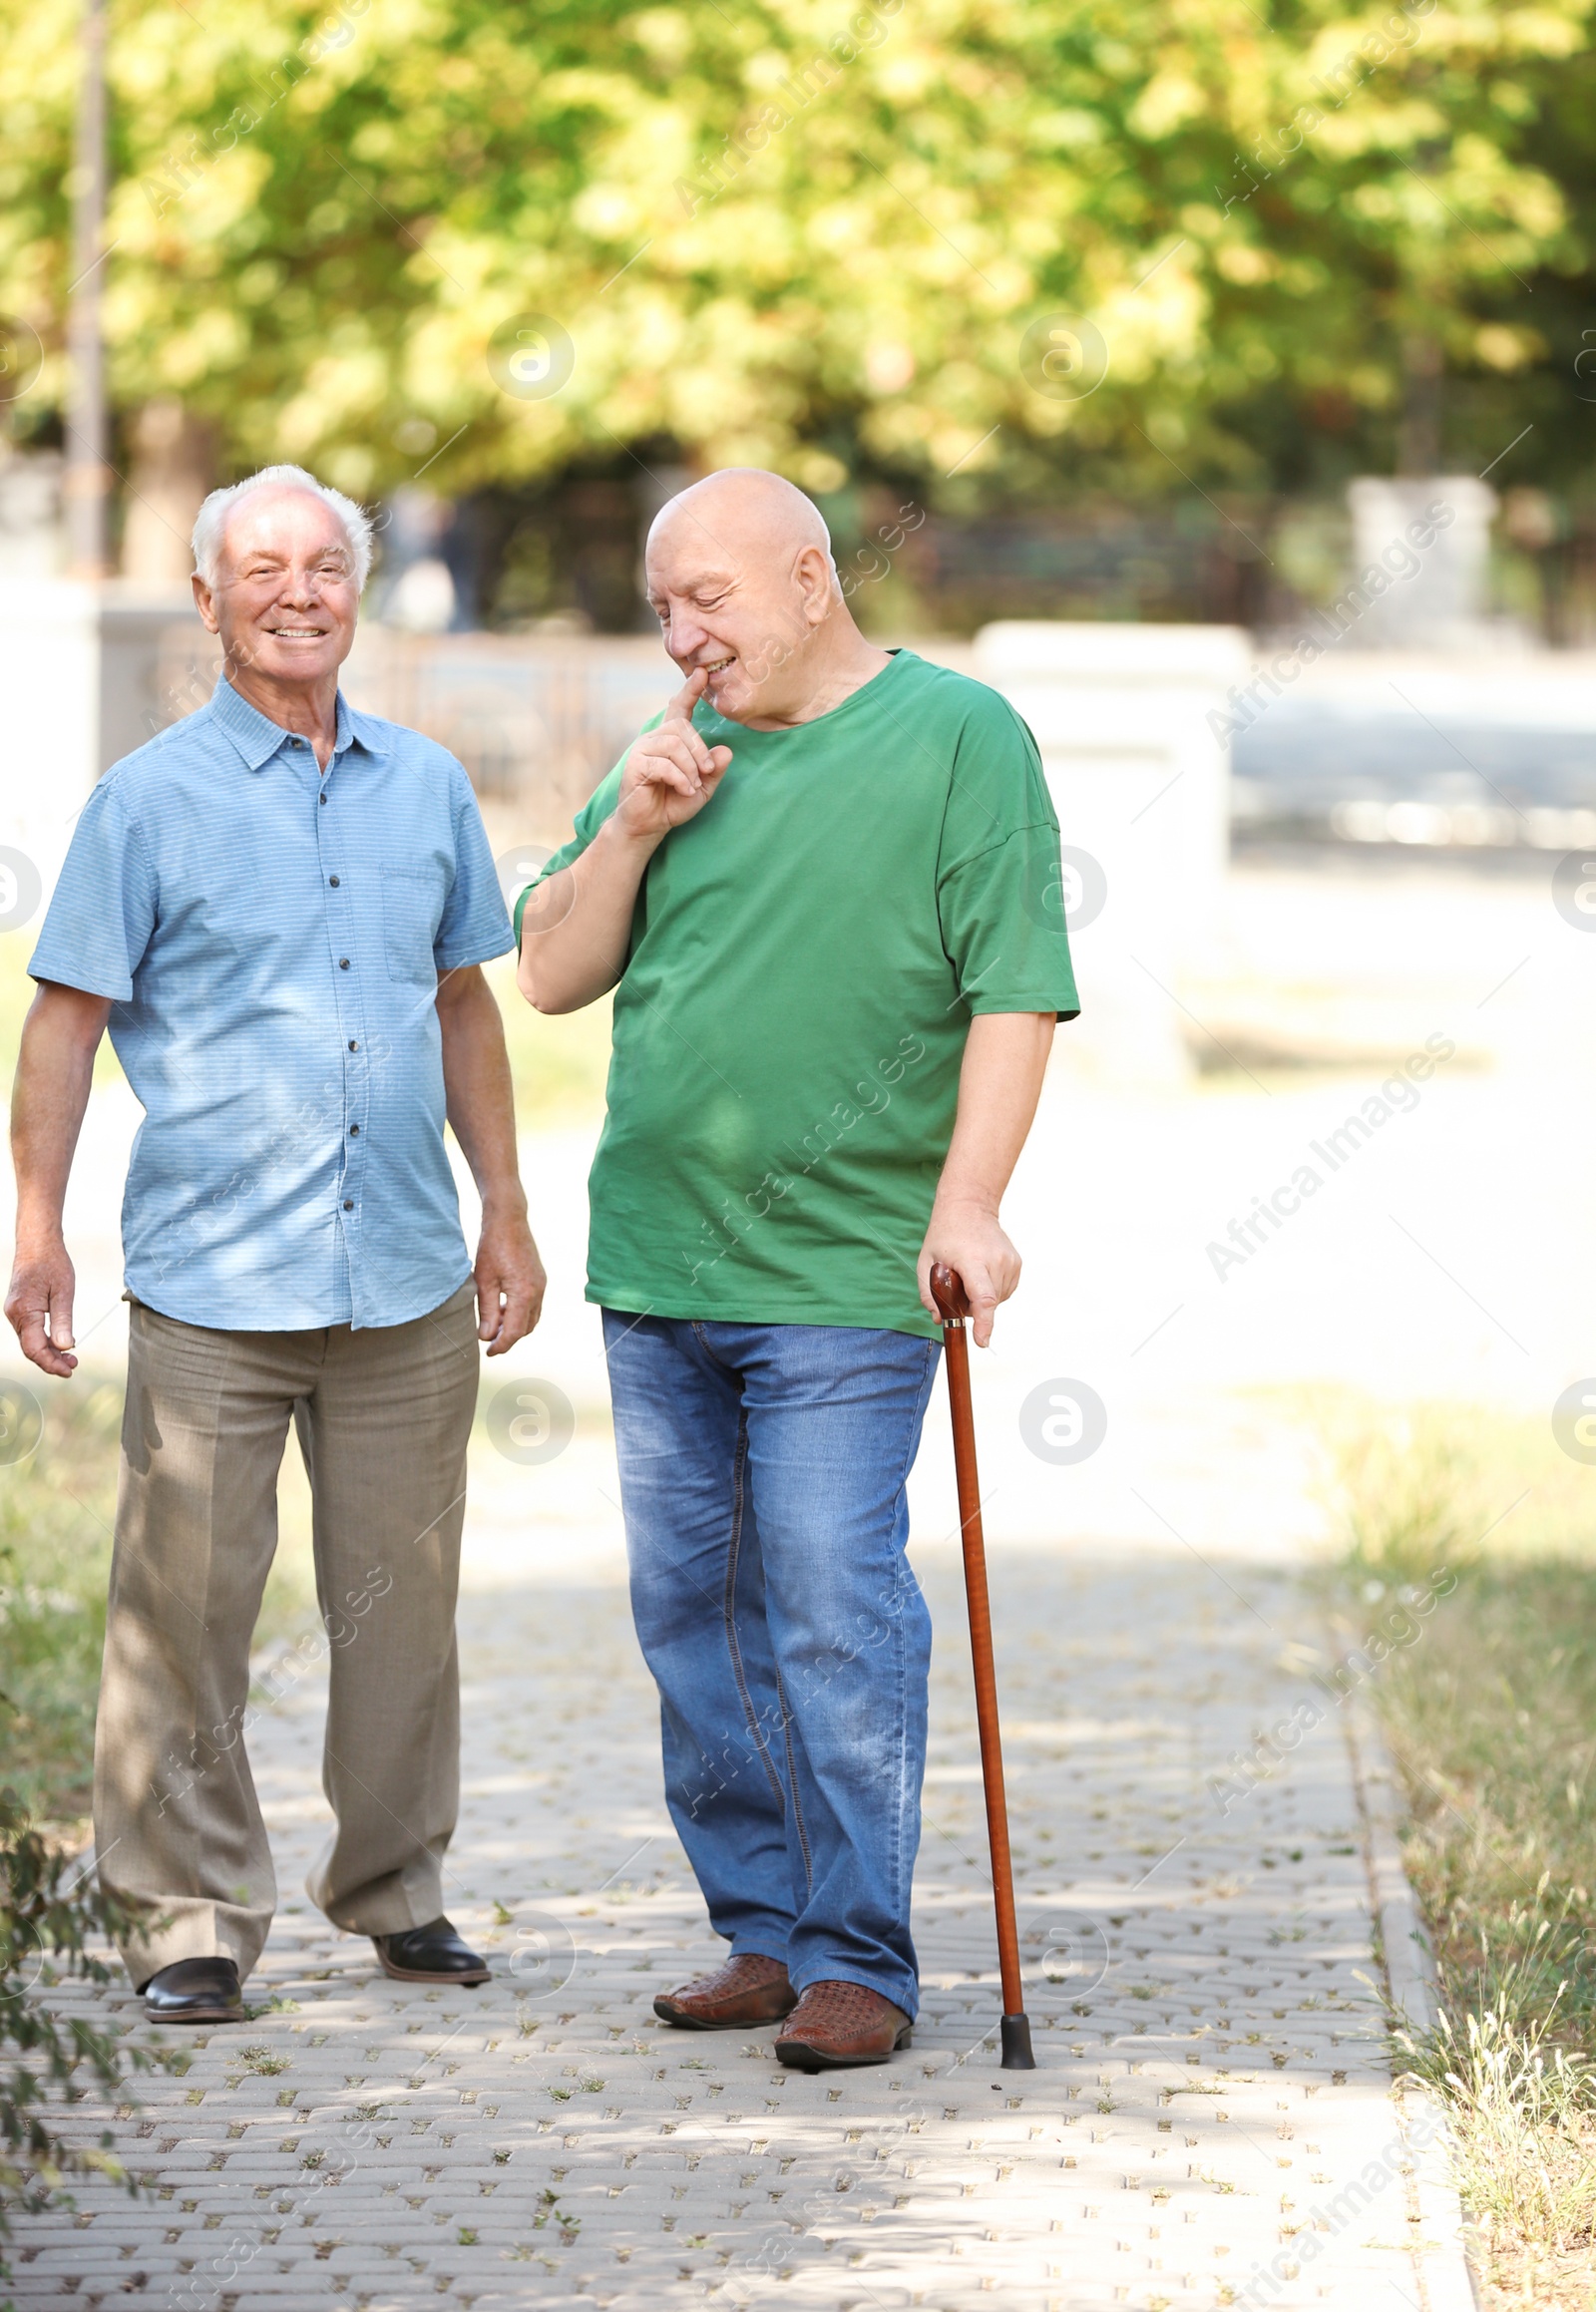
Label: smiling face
xmin=644 ymin=473 xmax=839 ymax=727
xmin=194 ymin=486 xmax=360 ymax=690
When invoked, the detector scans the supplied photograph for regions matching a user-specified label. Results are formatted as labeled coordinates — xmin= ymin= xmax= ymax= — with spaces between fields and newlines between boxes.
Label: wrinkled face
xmin=195 ymin=488 xmax=359 ymax=686
xmin=644 ymin=510 xmax=825 ymax=725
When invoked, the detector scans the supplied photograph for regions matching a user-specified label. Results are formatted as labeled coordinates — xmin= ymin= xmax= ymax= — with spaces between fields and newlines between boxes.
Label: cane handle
xmin=930 ymin=1263 xmax=970 ymax=1324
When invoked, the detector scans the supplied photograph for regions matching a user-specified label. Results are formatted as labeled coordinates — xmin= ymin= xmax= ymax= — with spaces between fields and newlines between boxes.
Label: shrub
xmin=0 ymin=1788 xmax=167 ymax=2304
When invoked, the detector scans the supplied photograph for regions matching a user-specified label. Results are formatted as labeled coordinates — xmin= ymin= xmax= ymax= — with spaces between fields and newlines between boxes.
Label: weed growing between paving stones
xmin=0 ymin=1791 xmax=174 ymax=2303
xmin=1320 ymin=1393 xmax=1596 ymax=2308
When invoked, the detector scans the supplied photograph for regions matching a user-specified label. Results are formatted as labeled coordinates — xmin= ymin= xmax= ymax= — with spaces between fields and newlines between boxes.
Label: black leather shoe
xmin=372 ymin=1917 xmax=490 ymax=1986
xmin=141 ymin=1955 xmax=243 ymax=2024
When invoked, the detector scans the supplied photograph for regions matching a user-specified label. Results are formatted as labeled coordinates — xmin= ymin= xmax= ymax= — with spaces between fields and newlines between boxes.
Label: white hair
xmin=192 ymin=464 xmax=375 ymax=589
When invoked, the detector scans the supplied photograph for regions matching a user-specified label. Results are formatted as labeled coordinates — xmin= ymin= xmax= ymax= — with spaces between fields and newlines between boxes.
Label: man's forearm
xmin=6 ymin=982 xmax=113 ymax=1376
xmin=516 ymin=813 xmax=661 ymax=1014
xmin=917 ymin=1010 xmax=1055 ymax=1346
xmin=435 ymin=966 xmax=546 ymax=1351
xmin=933 ymin=1011 xmax=1055 ymax=1217
xmin=437 ymin=970 xmax=525 ymax=1213
xmin=12 ymin=985 xmax=109 ymax=1246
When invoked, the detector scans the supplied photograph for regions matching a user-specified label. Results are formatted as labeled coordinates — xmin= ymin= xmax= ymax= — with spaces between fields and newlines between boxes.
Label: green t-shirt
xmin=517 ymin=648 xmax=1079 ymax=1338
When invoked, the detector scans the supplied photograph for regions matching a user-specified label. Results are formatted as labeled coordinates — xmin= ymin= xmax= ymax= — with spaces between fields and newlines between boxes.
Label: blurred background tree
xmin=1 ymin=0 xmax=1592 ymax=619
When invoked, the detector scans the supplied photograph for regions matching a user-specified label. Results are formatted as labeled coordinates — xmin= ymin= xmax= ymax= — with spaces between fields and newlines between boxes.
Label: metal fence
xmin=151 ymin=623 xmax=681 ymax=840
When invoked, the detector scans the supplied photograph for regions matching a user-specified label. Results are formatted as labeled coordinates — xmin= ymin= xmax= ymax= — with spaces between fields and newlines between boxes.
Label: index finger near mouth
xmin=664 ymin=668 xmax=708 ymax=724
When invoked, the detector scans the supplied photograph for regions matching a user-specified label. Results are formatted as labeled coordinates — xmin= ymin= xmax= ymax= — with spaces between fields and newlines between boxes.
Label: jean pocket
xmin=380 ymin=866 xmax=442 ymax=983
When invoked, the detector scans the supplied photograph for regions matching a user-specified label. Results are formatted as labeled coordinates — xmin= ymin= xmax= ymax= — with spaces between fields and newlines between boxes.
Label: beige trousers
xmin=94 ymin=1281 xmax=480 ymax=1987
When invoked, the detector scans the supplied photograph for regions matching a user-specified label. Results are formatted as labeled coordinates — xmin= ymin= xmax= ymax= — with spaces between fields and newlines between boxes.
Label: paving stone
xmin=12 ymin=1541 xmax=1471 ymax=2309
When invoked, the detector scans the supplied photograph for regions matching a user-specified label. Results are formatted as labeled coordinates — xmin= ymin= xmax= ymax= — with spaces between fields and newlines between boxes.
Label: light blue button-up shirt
xmin=30 ymin=677 xmax=514 ymax=1331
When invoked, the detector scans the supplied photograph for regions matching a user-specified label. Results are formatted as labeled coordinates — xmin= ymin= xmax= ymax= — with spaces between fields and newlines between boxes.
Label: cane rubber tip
xmin=999 ymin=2013 xmax=1036 ymax=2070
xmin=930 ymin=1264 xmax=970 ymax=1323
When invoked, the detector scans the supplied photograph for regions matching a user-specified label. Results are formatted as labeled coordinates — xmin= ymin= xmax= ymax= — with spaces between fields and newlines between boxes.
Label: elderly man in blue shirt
xmin=5 ymin=464 xmax=544 ymax=2025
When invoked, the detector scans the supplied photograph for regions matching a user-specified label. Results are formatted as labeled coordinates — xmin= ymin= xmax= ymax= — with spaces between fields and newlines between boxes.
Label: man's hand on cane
xmin=918 ymin=1200 xmax=1020 ymax=1350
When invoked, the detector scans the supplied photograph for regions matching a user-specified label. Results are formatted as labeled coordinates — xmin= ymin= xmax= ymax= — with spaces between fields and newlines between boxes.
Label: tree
xmin=0 ymin=0 xmax=1588 ymax=523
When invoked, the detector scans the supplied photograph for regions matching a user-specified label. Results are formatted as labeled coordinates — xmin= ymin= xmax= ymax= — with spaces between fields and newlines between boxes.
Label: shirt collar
xmin=207 ymin=676 xmax=389 ymax=770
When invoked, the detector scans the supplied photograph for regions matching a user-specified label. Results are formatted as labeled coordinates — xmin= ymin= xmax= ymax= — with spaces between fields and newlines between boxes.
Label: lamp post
xmin=64 ymin=0 xmax=110 ymax=581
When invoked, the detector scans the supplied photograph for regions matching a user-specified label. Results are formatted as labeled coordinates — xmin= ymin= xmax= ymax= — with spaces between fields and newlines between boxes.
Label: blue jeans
xmin=602 ymin=1313 xmax=939 ymax=2019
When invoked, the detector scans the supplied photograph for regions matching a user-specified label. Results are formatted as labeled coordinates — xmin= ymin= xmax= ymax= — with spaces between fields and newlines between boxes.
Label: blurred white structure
xmin=381 ymin=557 xmax=457 ymax=633
xmin=975 ymin=621 xmax=1250 ymax=1086
xmin=0 ymin=578 xmax=200 ymax=885
xmin=1348 ymin=476 xmax=1498 ymax=650
xmin=370 ymin=489 xmax=459 ymax=632
xmin=0 ymin=450 xmax=65 ymax=579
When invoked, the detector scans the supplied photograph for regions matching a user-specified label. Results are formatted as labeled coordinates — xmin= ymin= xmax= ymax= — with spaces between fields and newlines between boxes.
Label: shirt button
xmin=348 ymin=1039 xmax=357 ymax=1051
xmin=319 ymin=793 xmax=327 ymax=805
xmin=342 ymin=1199 xmax=353 ymax=1211
xmin=339 ymin=958 xmax=350 ymax=969
xmin=329 ymin=876 xmax=340 ymax=888
xmin=349 ymin=1123 xmax=360 ymax=1135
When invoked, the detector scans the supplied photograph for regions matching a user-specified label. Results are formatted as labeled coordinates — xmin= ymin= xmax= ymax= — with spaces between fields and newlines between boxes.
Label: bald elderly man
xmin=8 ymin=464 xmax=544 ymax=2022
xmin=518 ymin=470 xmax=1078 ymax=2069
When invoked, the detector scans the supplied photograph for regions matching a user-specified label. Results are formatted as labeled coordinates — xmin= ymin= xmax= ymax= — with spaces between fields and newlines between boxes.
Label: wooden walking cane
xmin=930 ymin=1263 xmax=1035 ymax=2070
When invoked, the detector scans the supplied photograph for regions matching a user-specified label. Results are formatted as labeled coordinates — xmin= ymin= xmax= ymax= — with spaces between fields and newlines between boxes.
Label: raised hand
xmin=615 ymin=668 xmax=733 ymax=841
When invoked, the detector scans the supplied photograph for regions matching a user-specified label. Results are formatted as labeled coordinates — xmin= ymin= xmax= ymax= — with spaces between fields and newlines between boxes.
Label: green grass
xmin=0 ymin=1380 xmax=122 ymax=1824
xmin=1320 ymin=1395 xmax=1596 ymax=2307
xmin=481 ymin=953 xmax=612 ymax=1128
xmin=0 ymin=1378 xmax=318 ymax=1826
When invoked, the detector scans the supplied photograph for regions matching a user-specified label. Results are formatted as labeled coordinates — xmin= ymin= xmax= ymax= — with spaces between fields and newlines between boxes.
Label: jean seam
xmin=693 ymin=1319 xmax=743 ymax=1379
xmin=722 ymin=1411 xmax=787 ymax=1814
xmin=775 ymin=1668 xmax=814 ymax=1894
xmin=885 ymin=1339 xmax=939 ymax=1951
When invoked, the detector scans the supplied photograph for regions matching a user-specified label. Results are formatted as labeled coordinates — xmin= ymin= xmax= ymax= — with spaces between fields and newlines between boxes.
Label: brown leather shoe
xmin=775 ymin=1980 xmax=913 ymax=2072
xmin=654 ymin=1952 xmax=796 ymax=2029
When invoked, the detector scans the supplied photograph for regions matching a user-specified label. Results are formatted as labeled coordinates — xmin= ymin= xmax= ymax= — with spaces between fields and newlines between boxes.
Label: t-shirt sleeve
xmin=436 ymin=760 xmax=515 ymax=968
xmin=935 ymin=687 xmax=1080 ymax=1021
xmin=28 ymin=779 xmax=157 ymax=1002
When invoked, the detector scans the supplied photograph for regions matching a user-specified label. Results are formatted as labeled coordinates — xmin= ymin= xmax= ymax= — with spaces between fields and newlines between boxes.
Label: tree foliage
xmin=0 ymin=0 xmax=1591 ymax=502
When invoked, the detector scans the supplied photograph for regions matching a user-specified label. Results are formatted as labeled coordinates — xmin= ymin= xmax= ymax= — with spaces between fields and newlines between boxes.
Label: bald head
xmin=644 ymin=468 xmax=874 ymax=728
xmin=648 ymin=468 xmax=834 ymax=570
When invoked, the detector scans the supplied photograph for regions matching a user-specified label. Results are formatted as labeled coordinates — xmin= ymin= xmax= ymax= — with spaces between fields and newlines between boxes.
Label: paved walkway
xmin=10 ymin=856 xmax=1543 ymax=2306
xmin=14 ymin=1528 xmax=1472 ymax=2312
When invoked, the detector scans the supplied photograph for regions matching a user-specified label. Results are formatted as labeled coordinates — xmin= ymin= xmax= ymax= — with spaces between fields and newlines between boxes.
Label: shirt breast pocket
xmin=380 ymin=865 xmax=446 ymax=985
